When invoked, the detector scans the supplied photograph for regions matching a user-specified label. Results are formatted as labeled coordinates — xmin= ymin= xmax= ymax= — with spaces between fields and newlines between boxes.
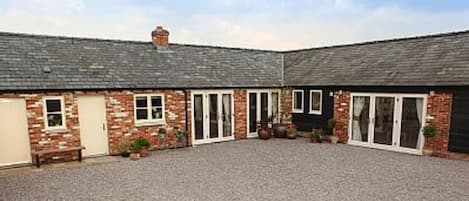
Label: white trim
xmin=191 ymin=90 xmax=235 ymax=146
xmin=347 ymin=92 xmax=427 ymax=155
xmin=43 ymin=96 xmax=66 ymax=130
xmin=309 ymin=90 xmax=322 ymax=115
xmin=133 ymin=94 xmax=165 ymax=126
xmin=292 ymin=89 xmax=304 ymax=113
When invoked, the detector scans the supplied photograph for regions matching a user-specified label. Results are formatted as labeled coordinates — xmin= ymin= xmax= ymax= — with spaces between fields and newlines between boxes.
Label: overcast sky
xmin=1 ymin=0 xmax=469 ymax=50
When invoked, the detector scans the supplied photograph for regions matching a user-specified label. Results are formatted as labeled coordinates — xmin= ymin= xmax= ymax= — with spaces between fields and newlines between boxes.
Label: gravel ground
xmin=1 ymin=139 xmax=469 ymax=201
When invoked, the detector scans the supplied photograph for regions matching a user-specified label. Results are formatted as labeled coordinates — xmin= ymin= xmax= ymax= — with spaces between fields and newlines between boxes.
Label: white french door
xmin=247 ymin=89 xmax=281 ymax=138
xmin=348 ymin=93 xmax=427 ymax=155
xmin=192 ymin=90 xmax=234 ymax=145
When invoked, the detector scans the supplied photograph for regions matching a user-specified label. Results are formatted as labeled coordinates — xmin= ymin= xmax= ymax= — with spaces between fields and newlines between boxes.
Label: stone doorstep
xmin=446 ymin=152 xmax=469 ymax=161
xmin=0 ymin=156 xmax=120 ymax=178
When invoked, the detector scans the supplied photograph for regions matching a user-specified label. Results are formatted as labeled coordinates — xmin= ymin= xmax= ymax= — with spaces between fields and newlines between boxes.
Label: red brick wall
xmin=234 ymin=89 xmax=247 ymax=139
xmin=425 ymin=92 xmax=453 ymax=156
xmin=281 ymin=88 xmax=294 ymax=127
xmin=0 ymin=90 xmax=190 ymax=164
xmin=333 ymin=91 xmax=350 ymax=143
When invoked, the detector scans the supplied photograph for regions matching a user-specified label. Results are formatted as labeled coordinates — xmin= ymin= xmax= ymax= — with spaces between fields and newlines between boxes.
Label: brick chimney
xmin=151 ymin=26 xmax=169 ymax=47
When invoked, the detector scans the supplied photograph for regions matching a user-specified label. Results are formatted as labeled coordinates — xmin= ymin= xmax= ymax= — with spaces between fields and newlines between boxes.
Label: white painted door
xmin=348 ymin=93 xmax=427 ymax=155
xmin=192 ymin=91 xmax=234 ymax=145
xmin=0 ymin=98 xmax=31 ymax=166
xmin=78 ymin=96 xmax=109 ymax=157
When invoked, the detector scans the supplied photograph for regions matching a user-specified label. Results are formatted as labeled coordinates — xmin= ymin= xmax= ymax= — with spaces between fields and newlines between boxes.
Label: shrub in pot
xmin=326 ymin=118 xmax=337 ymax=135
xmin=120 ymin=141 xmax=131 ymax=158
xmin=286 ymin=128 xmax=297 ymax=139
xmin=273 ymin=112 xmax=288 ymax=138
xmin=135 ymin=137 xmax=151 ymax=157
xmin=422 ymin=125 xmax=437 ymax=155
xmin=130 ymin=141 xmax=141 ymax=160
xmin=310 ymin=129 xmax=323 ymax=143
xmin=330 ymin=135 xmax=339 ymax=144
xmin=257 ymin=116 xmax=272 ymax=140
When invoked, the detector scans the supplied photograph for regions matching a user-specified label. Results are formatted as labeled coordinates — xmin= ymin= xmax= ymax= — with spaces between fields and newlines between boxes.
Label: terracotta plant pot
xmin=258 ymin=128 xmax=271 ymax=140
xmin=140 ymin=147 xmax=149 ymax=157
xmin=310 ymin=137 xmax=321 ymax=143
xmin=273 ymin=124 xmax=287 ymax=138
xmin=286 ymin=132 xmax=297 ymax=139
xmin=130 ymin=153 xmax=140 ymax=160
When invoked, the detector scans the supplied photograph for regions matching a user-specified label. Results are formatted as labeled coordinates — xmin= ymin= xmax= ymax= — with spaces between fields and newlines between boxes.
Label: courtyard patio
xmin=1 ymin=139 xmax=468 ymax=201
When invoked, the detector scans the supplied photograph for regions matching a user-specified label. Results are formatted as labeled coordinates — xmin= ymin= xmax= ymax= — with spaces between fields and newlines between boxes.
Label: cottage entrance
xmin=247 ymin=90 xmax=280 ymax=138
xmin=78 ymin=96 xmax=109 ymax=157
xmin=0 ymin=98 xmax=31 ymax=166
xmin=192 ymin=90 xmax=234 ymax=145
xmin=348 ymin=93 xmax=427 ymax=154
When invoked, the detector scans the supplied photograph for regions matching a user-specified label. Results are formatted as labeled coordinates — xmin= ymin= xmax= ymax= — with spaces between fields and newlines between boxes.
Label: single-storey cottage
xmin=0 ymin=26 xmax=468 ymax=167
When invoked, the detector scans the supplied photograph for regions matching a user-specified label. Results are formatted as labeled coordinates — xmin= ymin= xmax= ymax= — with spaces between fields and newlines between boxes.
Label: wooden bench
xmin=31 ymin=146 xmax=86 ymax=168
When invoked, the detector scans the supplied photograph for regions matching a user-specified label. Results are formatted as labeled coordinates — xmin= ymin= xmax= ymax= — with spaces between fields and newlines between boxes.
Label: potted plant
xmin=422 ymin=125 xmax=437 ymax=156
xmin=175 ymin=129 xmax=188 ymax=147
xmin=135 ymin=137 xmax=151 ymax=157
xmin=273 ymin=113 xmax=288 ymax=138
xmin=257 ymin=116 xmax=273 ymax=140
xmin=158 ymin=127 xmax=166 ymax=139
xmin=119 ymin=140 xmax=131 ymax=157
xmin=286 ymin=128 xmax=297 ymax=139
xmin=326 ymin=118 xmax=339 ymax=143
xmin=310 ymin=129 xmax=323 ymax=143
xmin=326 ymin=118 xmax=337 ymax=135
xmin=130 ymin=141 xmax=141 ymax=160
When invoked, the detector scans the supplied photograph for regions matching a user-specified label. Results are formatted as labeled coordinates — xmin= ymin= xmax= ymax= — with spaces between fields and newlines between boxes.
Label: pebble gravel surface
xmin=1 ymin=139 xmax=469 ymax=201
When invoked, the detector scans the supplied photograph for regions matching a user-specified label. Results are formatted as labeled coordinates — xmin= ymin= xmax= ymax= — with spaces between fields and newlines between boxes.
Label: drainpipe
xmin=183 ymin=89 xmax=189 ymax=147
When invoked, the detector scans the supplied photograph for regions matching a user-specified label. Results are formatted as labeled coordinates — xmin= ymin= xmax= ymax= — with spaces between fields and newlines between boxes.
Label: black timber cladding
xmin=449 ymin=89 xmax=469 ymax=153
xmin=291 ymin=87 xmax=334 ymax=132
xmin=0 ymin=32 xmax=283 ymax=91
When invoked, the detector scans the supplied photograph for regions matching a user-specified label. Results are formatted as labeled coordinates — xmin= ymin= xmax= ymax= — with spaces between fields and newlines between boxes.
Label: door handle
xmin=102 ymin=123 xmax=106 ymax=131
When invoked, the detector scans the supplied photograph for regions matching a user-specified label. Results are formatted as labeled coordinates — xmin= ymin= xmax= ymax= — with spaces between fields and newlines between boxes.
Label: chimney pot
xmin=152 ymin=26 xmax=169 ymax=47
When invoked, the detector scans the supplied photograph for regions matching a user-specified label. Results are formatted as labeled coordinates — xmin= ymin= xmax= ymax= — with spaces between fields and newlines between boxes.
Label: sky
xmin=0 ymin=0 xmax=469 ymax=50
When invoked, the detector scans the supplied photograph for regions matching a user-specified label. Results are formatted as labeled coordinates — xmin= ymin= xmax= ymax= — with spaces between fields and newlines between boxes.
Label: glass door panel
xmin=373 ymin=97 xmax=395 ymax=145
xmin=271 ymin=92 xmax=279 ymax=123
xmin=194 ymin=95 xmax=204 ymax=140
xmin=351 ymin=96 xmax=370 ymax=142
xmin=222 ymin=94 xmax=232 ymax=137
xmin=400 ymin=98 xmax=424 ymax=149
xmin=209 ymin=94 xmax=219 ymax=139
xmin=260 ymin=93 xmax=268 ymax=122
xmin=248 ymin=93 xmax=257 ymax=133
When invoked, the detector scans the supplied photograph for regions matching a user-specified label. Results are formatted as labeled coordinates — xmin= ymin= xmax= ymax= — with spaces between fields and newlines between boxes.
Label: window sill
xmin=308 ymin=111 xmax=322 ymax=115
xmin=292 ymin=110 xmax=303 ymax=113
xmin=135 ymin=121 xmax=165 ymax=127
xmin=44 ymin=128 xmax=68 ymax=134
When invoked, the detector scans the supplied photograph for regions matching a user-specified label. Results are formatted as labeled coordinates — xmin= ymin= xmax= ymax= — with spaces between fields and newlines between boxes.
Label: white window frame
xmin=43 ymin=96 xmax=66 ymax=130
xmin=292 ymin=89 xmax=304 ymax=113
xmin=309 ymin=90 xmax=322 ymax=115
xmin=134 ymin=94 xmax=165 ymax=126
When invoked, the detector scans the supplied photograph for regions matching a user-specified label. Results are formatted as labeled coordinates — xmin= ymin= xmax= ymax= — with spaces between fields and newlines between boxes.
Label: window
xmin=309 ymin=90 xmax=322 ymax=115
xmin=44 ymin=97 xmax=66 ymax=130
xmin=292 ymin=90 xmax=304 ymax=113
xmin=134 ymin=94 xmax=165 ymax=125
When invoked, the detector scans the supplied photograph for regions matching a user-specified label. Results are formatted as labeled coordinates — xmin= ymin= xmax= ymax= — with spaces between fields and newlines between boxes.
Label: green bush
xmin=158 ymin=128 xmax=167 ymax=134
xmin=120 ymin=141 xmax=131 ymax=152
xmin=311 ymin=129 xmax=323 ymax=138
xmin=135 ymin=137 xmax=151 ymax=148
xmin=422 ymin=125 xmax=437 ymax=138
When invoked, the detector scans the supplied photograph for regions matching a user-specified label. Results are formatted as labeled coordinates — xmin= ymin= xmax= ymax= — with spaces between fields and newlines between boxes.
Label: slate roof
xmin=0 ymin=32 xmax=283 ymax=91
xmin=284 ymin=30 xmax=469 ymax=87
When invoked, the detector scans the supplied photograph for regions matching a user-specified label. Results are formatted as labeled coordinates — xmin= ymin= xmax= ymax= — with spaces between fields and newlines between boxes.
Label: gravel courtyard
xmin=1 ymin=139 xmax=469 ymax=201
